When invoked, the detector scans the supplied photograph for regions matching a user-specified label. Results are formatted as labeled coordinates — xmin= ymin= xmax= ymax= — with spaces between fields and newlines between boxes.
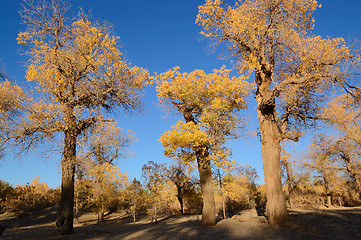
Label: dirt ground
xmin=1 ymin=206 xmax=361 ymax=240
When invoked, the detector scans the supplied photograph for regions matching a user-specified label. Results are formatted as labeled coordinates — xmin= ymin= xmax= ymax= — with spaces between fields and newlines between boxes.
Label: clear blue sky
xmin=0 ymin=0 xmax=360 ymax=188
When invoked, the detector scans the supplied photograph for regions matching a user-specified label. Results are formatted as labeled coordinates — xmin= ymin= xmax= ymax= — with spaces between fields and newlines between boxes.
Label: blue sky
xmin=0 ymin=0 xmax=360 ymax=188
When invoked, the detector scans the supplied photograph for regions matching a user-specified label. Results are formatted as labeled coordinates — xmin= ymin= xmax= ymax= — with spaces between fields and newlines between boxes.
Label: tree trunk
xmin=177 ymin=188 xmax=184 ymax=215
xmin=256 ymin=79 xmax=289 ymax=225
xmin=222 ymin=196 xmax=226 ymax=219
xmin=323 ymin=169 xmax=332 ymax=208
xmin=98 ymin=203 xmax=104 ymax=223
xmin=75 ymin=190 xmax=79 ymax=224
xmin=56 ymin=106 xmax=77 ymax=235
xmin=154 ymin=203 xmax=157 ymax=223
xmin=55 ymin=130 xmax=76 ymax=234
xmin=197 ymin=154 xmax=216 ymax=226
xmin=327 ymin=194 xmax=332 ymax=208
xmin=217 ymin=168 xmax=226 ymax=219
xmin=181 ymin=107 xmax=216 ymax=226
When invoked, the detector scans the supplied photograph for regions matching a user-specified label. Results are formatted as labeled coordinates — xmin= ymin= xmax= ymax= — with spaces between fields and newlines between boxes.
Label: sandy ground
xmin=1 ymin=206 xmax=361 ymax=239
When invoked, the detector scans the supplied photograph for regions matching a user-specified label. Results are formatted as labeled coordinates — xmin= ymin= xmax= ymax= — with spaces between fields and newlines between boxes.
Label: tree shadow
xmin=1 ymin=207 xmax=361 ymax=240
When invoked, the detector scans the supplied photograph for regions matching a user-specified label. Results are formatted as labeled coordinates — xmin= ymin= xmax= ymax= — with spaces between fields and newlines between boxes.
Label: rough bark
xmin=56 ymin=107 xmax=77 ymax=234
xmin=197 ymin=152 xmax=216 ymax=226
xmin=177 ymin=187 xmax=184 ymax=215
xmin=181 ymin=107 xmax=216 ymax=226
xmin=55 ymin=130 xmax=76 ymax=234
xmin=256 ymin=73 xmax=289 ymax=225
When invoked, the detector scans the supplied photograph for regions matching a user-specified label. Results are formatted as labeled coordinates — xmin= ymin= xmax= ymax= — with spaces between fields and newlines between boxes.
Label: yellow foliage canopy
xmin=156 ymin=67 xmax=250 ymax=168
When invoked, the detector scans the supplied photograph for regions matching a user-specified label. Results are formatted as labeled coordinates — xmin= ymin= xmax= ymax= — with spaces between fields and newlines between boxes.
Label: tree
xmin=121 ymin=178 xmax=149 ymax=223
xmin=196 ymin=0 xmax=358 ymax=224
xmin=165 ymin=161 xmax=196 ymax=215
xmin=156 ymin=67 xmax=250 ymax=225
xmin=142 ymin=161 xmax=166 ymax=223
xmin=75 ymin=122 xmax=133 ymax=221
xmin=323 ymin=94 xmax=361 ymax=147
xmin=80 ymin=162 xmax=127 ymax=222
xmin=77 ymin=122 xmax=135 ymax=166
xmin=0 ymin=180 xmax=13 ymax=213
xmin=221 ymin=164 xmax=259 ymax=213
xmin=15 ymin=0 xmax=148 ymax=234
xmin=306 ymin=134 xmax=343 ymax=207
xmin=322 ymin=94 xmax=361 ymax=200
xmin=0 ymin=80 xmax=25 ymax=159
xmin=281 ymin=147 xmax=314 ymax=209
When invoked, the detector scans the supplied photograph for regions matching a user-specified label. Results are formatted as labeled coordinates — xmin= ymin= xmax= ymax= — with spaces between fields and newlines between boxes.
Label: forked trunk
xmin=55 ymin=130 xmax=76 ymax=234
xmin=256 ymin=85 xmax=289 ymax=225
xmin=197 ymin=154 xmax=216 ymax=226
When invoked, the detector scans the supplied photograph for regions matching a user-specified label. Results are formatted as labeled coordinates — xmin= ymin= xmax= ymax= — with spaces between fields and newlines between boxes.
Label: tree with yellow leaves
xmin=221 ymin=164 xmax=258 ymax=213
xmin=322 ymin=94 xmax=361 ymax=199
xmin=75 ymin=122 xmax=132 ymax=222
xmin=79 ymin=162 xmax=127 ymax=222
xmin=156 ymin=67 xmax=250 ymax=225
xmin=165 ymin=161 xmax=196 ymax=215
xmin=121 ymin=178 xmax=149 ymax=223
xmin=15 ymin=0 xmax=148 ymax=234
xmin=0 ymin=80 xmax=25 ymax=159
xmin=323 ymin=94 xmax=361 ymax=147
xmin=306 ymin=134 xmax=345 ymax=208
xmin=196 ymin=0 xmax=359 ymax=224
xmin=142 ymin=161 xmax=167 ymax=223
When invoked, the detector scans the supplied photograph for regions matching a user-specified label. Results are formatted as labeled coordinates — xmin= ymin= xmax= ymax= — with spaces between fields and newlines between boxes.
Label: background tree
xmin=75 ymin=122 xmax=133 ymax=222
xmin=280 ymin=147 xmax=305 ymax=209
xmin=156 ymin=67 xmax=250 ymax=225
xmin=121 ymin=178 xmax=149 ymax=223
xmin=306 ymin=134 xmax=343 ymax=207
xmin=79 ymin=162 xmax=127 ymax=222
xmin=0 ymin=80 xmax=25 ymax=159
xmin=165 ymin=161 xmax=196 ymax=215
xmin=0 ymin=180 xmax=13 ymax=213
xmin=5 ymin=177 xmax=58 ymax=217
xmin=142 ymin=161 xmax=166 ymax=223
xmin=214 ymin=166 xmax=227 ymax=219
xmin=15 ymin=0 xmax=149 ymax=234
xmin=196 ymin=0 xmax=359 ymax=224
xmin=221 ymin=164 xmax=259 ymax=214
xmin=323 ymin=94 xmax=361 ymax=151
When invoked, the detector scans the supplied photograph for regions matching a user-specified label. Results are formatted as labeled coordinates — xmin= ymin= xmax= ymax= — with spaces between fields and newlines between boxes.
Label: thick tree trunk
xmin=197 ymin=155 xmax=216 ymax=226
xmin=56 ymin=106 xmax=77 ymax=235
xmin=180 ymin=107 xmax=216 ymax=226
xmin=177 ymin=188 xmax=184 ymax=215
xmin=55 ymin=130 xmax=76 ymax=234
xmin=256 ymin=78 xmax=289 ymax=225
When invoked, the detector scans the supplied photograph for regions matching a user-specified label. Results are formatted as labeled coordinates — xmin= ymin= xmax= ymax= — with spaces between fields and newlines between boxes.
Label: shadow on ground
xmin=1 ymin=207 xmax=361 ymax=240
